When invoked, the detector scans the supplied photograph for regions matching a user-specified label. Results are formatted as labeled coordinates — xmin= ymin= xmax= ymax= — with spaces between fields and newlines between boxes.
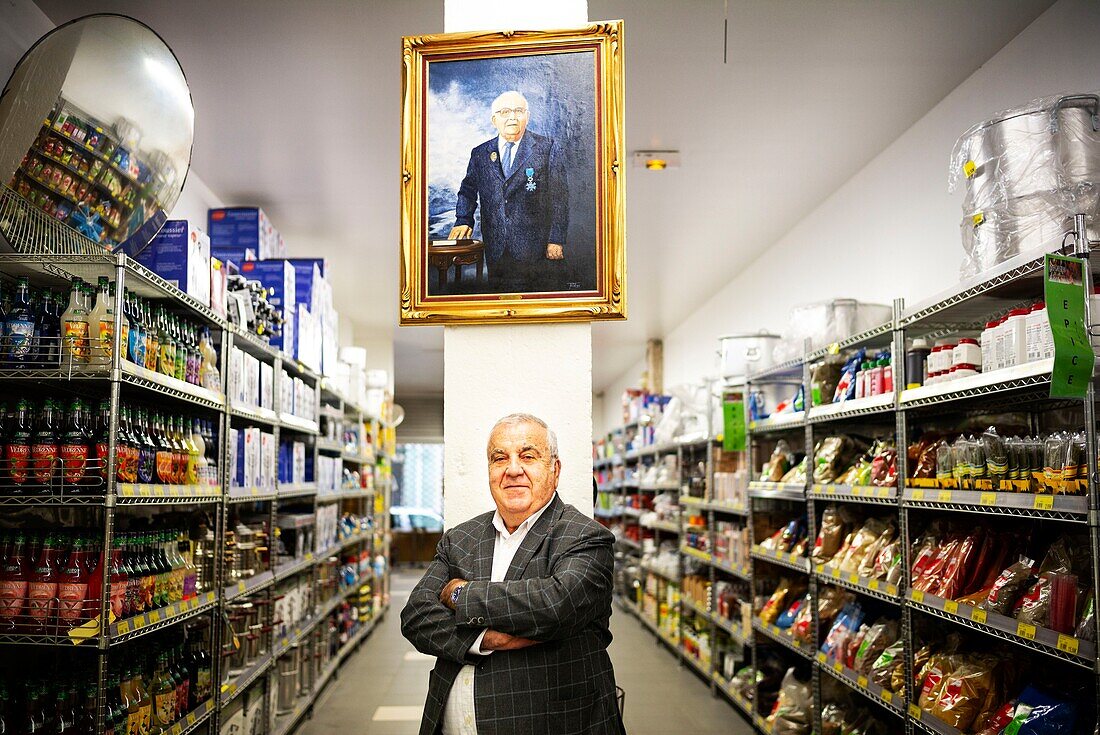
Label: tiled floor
xmin=297 ymin=570 xmax=753 ymax=735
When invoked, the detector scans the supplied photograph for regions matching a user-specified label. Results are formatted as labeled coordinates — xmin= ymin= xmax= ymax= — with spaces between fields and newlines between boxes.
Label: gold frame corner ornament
xmin=399 ymin=21 xmax=626 ymax=326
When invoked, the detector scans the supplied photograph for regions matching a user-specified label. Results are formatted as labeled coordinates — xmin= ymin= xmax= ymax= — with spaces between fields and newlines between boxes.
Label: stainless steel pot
xmin=717 ymin=332 xmax=780 ymax=380
xmin=961 ymin=94 xmax=1100 ymax=211
xmin=961 ymin=195 xmax=1098 ymax=276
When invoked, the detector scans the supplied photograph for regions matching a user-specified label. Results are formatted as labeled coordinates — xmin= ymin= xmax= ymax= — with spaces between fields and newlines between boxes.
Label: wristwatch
xmin=450 ymin=583 xmax=465 ymax=606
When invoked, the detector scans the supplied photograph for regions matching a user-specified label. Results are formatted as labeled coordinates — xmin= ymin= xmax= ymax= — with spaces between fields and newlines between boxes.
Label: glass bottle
xmin=179 ymin=532 xmax=197 ymax=601
xmin=120 ymin=534 xmax=140 ymax=618
xmin=60 ymin=278 xmax=90 ymax=370
xmin=189 ymin=418 xmax=207 ymax=487
xmin=153 ymin=413 xmax=173 ymax=486
xmin=106 ymin=540 xmax=126 ymax=623
xmin=153 ymin=533 xmax=171 ymax=609
xmin=90 ymin=276 xmax=112 ymax=365
xmin=0 ymin=532 xmax=28 ymax=631
xmin=127 ymin=295 xmax=144 ymax=367
xmin=150 ymin=653 xmax=175 ymax=731
xmin=122 ymin=406 xmax=140 ymax=484
xmin=202 ymin=420 xmax=217 ymax=478
xmin=54 ymin=683 xmax=76 ymax=734
xmin=22 ymin=684 xmax=45 ymax=733
xmin=56 ymin=536 xmax=90 ymax=628
xmin=5 ymin=398 xmax=33 ymax=487
xmin=59 ymin=397 xmax=91 ymax=487
xmin=157 ymin=307 xmax=175 ymax=378
xmin=172 ymin=318 xmax=187 ymax=382
xmin=187 ymin=635 xmax=211 ymax=709
xmin=166 ymin=416 xmax=184 ymax=485
xmin=32 ymin=290 xmax=56 ymax=369
xmin=127 ymin=663 xmax=151 ymax=735
xmin=26 ymin=533 xmax=60 ymax=634
xmin=116 ymin=284 xmax=129 ymax=367
xmin=77 ymin=681 xmax=97 ymax=735
xmin=135 ymin=408 xmax=155 ymax=485
xmin=2 ymin=276 xmax=36 ymax=366
xmin=30 ymin=399 xmax=60 ymax=487
xmin=170 ymin=643 xmax=189 ymax=719
xmin=93 ymin=398 xmax=112 ymax=484
xmin=143 ymin=302 xmax=158 ymax=372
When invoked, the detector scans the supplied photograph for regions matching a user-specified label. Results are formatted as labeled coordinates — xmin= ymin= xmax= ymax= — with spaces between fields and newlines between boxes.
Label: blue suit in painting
xmin=454 ymin=131 xmax=569 ymax=291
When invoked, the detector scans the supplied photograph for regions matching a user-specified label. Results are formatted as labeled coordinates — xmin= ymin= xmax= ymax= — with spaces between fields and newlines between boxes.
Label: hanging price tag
xmin=1056 ymin=634 xmax=1080 ymax=655
xmin=1017 ymin=622 xmax=1037 ymax=640
xmin=971 ymin=608 xmax=987 ymax=624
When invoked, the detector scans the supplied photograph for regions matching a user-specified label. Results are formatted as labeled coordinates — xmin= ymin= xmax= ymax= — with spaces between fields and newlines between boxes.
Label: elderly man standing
xmin=401 ymin=414 xmax=623 ymax=735
xmin=447 ymin=91 xmax=569 ymax=293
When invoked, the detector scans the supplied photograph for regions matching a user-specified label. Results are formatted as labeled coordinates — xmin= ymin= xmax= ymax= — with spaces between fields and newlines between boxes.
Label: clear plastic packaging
xmin=772 ymin=300 xmax=893 ymax=362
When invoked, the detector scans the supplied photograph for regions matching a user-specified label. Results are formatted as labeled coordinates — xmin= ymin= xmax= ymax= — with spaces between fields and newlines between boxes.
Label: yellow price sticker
xmin=815 ymin=564 xmax=824 ymax=574
xmin=1017 ymin=622 xmax=1036 ymax=640
xmin=944 ymin=601 xmax=959 ymax=614
xmin=187 ymin=712 xmax=197 ymax=724
xmin=848 ymin=574 xmax=860 ymax=585
xmin=1056 ymin=634 xmax=1080 ymax=655
xmin=857 ymin=675 xmax=868 ymax=688
xmin=971 ymin=608 xmax=987 ymax=624
xmin=238 ymin=581 xmax=247 ymax=594
xmin=909 ymin=704 xmax=922 ymax=719
xmin=833 ymin=661 xmax=843 ymax=672
xmin=972 ymin=212 xmax=985 ymax=227
xmin=911 ymin=590 xmax=925 ymax=603
xmin=937 ymin=490 xmax=952 ymax=502
xmin=881 ymin=690 xmax=893 ymax=703
xmin=912 ymin=489 xmax=925 ymax=501
xmin=138 ymin=486 xmax=152 ymax=497
xmin=868 ymin=580 xmax=880 ymax=590
xmin=790 ymin=552 xmax=801 ymax=564
xmin=979 ymin=492 xmax=997 ymax=506
xmin=117 ymin=620 xmax=130 ymax=635
xmin=816 ymin=652 xmax=827 ymax=664
xmin=1033 ymin=495 xmax=1054 ymax=510
xmin=831 ymin=567 xmax=841 ymax=578
xmin=963 ymin=160 xmax=977 ymax=178
xmin=877 ymin=487 xmax=891 ymax=498
xmin=887 ymin=584 xmax=898 ymax=596
xmin=825 ymin=486 xmax=836 ymax=495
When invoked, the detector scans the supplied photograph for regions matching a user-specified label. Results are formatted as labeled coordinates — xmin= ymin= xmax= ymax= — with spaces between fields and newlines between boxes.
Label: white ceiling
xmin=33 ymin=0 xmax=1054 ymax=397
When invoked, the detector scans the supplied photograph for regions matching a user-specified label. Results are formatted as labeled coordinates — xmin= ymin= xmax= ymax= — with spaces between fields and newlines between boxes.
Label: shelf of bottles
xmin=0 ymin=254 xmax=391 ymax=734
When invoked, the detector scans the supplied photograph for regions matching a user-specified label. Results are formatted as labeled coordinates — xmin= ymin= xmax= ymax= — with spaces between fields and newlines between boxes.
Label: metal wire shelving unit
xmin=0 ymin=251 xmax=391 ymax=735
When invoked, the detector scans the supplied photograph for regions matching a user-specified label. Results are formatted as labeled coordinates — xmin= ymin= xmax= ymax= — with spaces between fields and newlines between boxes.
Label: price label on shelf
xmin=832 ymin=661 xmax=843 ymax=672
xmin=876 ymin=487 xmax=891 ymax=498
xmin=857 ymin=675 xmax=868 ymax=688
xmin=908 ymin=704 xmax=922 ymax=720
xmin=816 ymin=652 xmax=827 ymax=664
xmin=979 ymin=492 xmax=997 ymax=506
xmin=1033 ymin=495 xmax=1054 ymax=510
xmin=1056 ymin=634 xmax=1080 ymax=655
xmin=867 ymin=580 xmax=880 ymax=590
xmin=937 ymin=490 xmax=952 ymax=502
xmin=1017 ymin=622 xmax=1036 ymax=640
xmin=944 ymin=601 xmax=959 ymax=614
xmin=911 ymin=489 xmax=925 ymax=500
xmin=825 ymin=486 xmax=835 ymax=495
xmin=117 ymin=620 xmax=130 ymax=635
xmin=789 ymin=552 xmax=801 ymax=564
xmin=139 ymin=486 xmax=152 ymax=497
xmin=238 ymin=581 xmax=247 ymax=594
xmin=831 ymin=567 xmax=841 ymax=579
xmin=815 ymin=564 xmax=824 ymax=573
xmin=881 ymin=690 xmax=892 ymax=703
xmin=848 ymin=574 xmax=859 ymax=585
xmin=971 ymin=608 xmax=987 ymax=624
xmin=149 ymin=610 xmax=161 ymax=624
xmin=187 ymin=712 xmax=197 ymax=725
xmin=911 ymin=590 xmax=925 ymax=603
xmin=886 ymin=584 xmax=898 ymax=596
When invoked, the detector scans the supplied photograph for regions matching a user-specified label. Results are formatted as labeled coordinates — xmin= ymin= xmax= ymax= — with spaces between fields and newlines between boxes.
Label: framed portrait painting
xmin=400 ymin=21 xmax=625 ymax=325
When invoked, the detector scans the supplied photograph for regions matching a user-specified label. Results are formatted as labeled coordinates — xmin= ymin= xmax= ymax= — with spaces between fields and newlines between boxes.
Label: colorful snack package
xmin=766 ymin=667 xmax=812 ymax=735
xmin=811 ymin=504 xmax=845 ymax=564
xmin=758 ymin=578 xmax=792 ymax=624
xmin=933 ymin=528 xmax=981 ymax=600
xmin=858 ymin=523 xmax=897 ymax=578
xmin=853 ymin=619 xmax=898 ymax=674
xmin=837 ymin=518 xmax=888 ymax=574
xmin=931 ymin=658 xmax=998 ymax=731
xmin=982 ymin=559 xmax=1036 ymax=614
xmin=870 ymin=639 xmax=904 ymax=690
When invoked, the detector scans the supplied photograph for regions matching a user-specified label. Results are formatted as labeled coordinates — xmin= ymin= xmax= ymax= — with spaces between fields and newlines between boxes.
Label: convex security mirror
xmin=0 ymin=14 xmax=194 ymax=255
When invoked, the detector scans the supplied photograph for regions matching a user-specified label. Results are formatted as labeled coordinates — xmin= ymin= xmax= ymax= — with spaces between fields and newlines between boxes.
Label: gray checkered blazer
xmin=401 ymin=494 xmax=623 ymax=735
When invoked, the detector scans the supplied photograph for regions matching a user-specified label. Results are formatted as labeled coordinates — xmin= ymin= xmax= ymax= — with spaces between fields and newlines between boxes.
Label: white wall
xmin=600 ymin=0 xmax=1100 ymax=404
xmin=0 ymin=0 xmax=52 ymax=83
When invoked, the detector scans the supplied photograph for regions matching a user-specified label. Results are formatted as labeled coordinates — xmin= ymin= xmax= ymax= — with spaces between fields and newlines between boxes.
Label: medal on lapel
xmin=490 ymin=151 xmax=498 ymax=162
xmin=525 ymin=167 xmax=536 ymax=191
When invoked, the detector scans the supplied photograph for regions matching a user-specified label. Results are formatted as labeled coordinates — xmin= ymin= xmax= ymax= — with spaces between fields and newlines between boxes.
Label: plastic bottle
xmin=1025 ymin=302 xmax=1051 ymax=363
xmin=869 ymin=355 xmax=885 ymax=396
xmin=144 ymin=301 xmax=159 ymax=372
xmin=89 ymin=276 xmax=112 ymax=365
xmin=127 ymin=294 xmax=145 ymax=367
xmin=2 ymin=277 xmax=35 ymax=366
xmin=60 ymin=278 xmax=90 ymax=370
xmin=190 ymin=418 xmax=207 ymax=487
xmin=905 ymin=339 xmax=930 ymax=389
xmin=1001 ymin=308 xmax=1030 ymax=369
xmin=198 ymin=327 xmax=220 ymax=391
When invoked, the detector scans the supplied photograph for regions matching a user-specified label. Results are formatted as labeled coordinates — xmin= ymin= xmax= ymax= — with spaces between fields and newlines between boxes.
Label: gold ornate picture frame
xmin=400 ymin=21 xmax=625 ymax=325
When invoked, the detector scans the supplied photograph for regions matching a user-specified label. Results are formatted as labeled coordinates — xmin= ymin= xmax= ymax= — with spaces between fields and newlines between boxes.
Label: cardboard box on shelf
xmin=136 ymin=220 xmax=211 ymax=305
xmin=239 ymin=260 xmax=296 ymax=356
xmin=208 ymin=206 xmax=280 ymax=261
xmin=296 ymin=304 xmax=321 ymax=372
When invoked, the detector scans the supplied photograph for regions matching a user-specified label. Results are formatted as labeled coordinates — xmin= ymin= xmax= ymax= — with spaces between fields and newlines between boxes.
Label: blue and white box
xmin=138 ymin=220 xmax=210 ymax=305
xmin=208 ymin=206 xmax=279 ymax=261
xmin=239 ymin=260 xmax=296 ymax=356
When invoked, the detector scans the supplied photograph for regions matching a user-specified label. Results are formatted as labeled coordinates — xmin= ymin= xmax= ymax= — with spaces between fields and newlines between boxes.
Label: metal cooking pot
xmin=961 ymin=195 xmax=1098 ymax=276
xmin=717 ymin=332 xmax=780 ymax=380
xmin=277 ymin=646 xmax=301 ymax=713
xmin=961 ymin=94 xmax=1100 ymax=211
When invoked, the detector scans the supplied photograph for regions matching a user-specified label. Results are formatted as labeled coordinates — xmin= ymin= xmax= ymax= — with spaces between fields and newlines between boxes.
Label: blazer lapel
xmin=473 ymin=515 xmax=496 ymax=582
xmin=488 ymin=137 xmax=505 ymax=181
xmin=504 ymin=494 xmax=563 ymax=581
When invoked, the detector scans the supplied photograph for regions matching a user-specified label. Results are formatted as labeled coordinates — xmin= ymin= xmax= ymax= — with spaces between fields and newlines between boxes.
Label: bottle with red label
xmin=30 ymin=399 xmax=60 ymax=487
xmin=153 ymin=413 xmax=174 ymax=486
xmin=56 ymin=536 xmax=90 ymax=629
xmin=5 ymin=398 xmax=33 ymax=488
xmin=59 ymin=398 xmax=91 ymax=488
xmin=0 ymin=532 xmax=28 ymax=631
xmin=26 ymin=533 xmax=61 ymax=634
xmin=92 ymin=398 xmax=112 ymax=483
xmin=107 ymin=542 xmax=127 ymax=622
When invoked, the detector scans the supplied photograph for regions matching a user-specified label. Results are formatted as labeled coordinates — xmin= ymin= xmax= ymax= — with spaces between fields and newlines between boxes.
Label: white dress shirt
xmin=497 ymin=134 xmax=524 ymax=176
xmin=441 ymin=498 xmax=554 ymax=735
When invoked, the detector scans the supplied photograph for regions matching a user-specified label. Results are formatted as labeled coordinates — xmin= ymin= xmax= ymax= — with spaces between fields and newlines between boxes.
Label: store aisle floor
xmin=299 ymin=570 xmax=752 ymax=735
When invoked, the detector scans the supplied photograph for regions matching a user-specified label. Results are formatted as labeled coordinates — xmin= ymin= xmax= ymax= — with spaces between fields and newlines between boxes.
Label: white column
xmin=442 ymin=0 xmax=592 ymax=528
